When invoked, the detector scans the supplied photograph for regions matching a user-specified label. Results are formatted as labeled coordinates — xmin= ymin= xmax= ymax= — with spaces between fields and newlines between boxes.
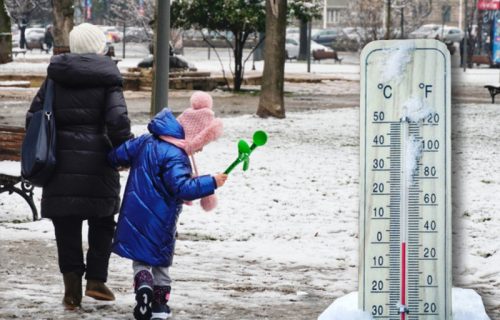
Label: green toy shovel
xmin=224 ymin=130 xmax=268 ymax=174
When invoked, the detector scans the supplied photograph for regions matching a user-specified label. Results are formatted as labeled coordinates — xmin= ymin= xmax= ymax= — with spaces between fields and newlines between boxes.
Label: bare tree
xmin=344 ymin=0 xmax=433 ymax=47
xmin=344 ymin=0 xmax=385 ymax=46
xmin=108 ymin=0 xmax=153 ymax=29
xmin=5 ymin=0 xmax=50 ymax=49
xmin=257 ymin=0 xmax=287 ymax=118
xmin=392 ymin=0 xmax=433 ymax=36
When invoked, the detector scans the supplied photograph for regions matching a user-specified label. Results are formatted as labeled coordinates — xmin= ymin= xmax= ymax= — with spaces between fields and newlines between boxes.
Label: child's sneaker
xmin=151 ymin=286 xmax=172 ymax=320
xmin=152 ymin=303 xmax=172 ymax=320
xmin=133 ymin=270 xmax=154 ymax=320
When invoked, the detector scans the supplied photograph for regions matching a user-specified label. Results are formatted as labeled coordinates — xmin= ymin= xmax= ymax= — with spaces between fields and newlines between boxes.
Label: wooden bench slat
xmin=0 ymin=126 xmax=25 ymax=161
xmin=0 ymin=155 xmax=21 ymax=161
xmin=0 ymin=125 xmax=26 ymax=133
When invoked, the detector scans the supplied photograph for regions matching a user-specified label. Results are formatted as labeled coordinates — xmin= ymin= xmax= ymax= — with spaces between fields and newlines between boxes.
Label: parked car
xmin=285 ymin=37 xmax=333 ymax=59
xmin=342 ymin=27 xmax=363 ymax=43
xmin=12 ymin=27 xmax=46 ymax=50
xmin=332 ymin=27 xmax=377 ymax=50
xmin=99 ymin=26 xmax=123 ymax=43
xmin=408 ymin=24 xmax=441 ymax=39
xmin=124 ymin=27 xmax=153 ymax=42
xmin=311 ymin=27 xmax=344 ymax=47
xmin=434 ymin=26 xmax=464 ymax=42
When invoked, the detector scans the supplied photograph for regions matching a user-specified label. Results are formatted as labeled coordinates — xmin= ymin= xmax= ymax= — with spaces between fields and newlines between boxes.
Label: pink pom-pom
xmin=190 ymin=91 xmax=213 ymax=110
xmin=200 ymin=194 xmax=217 ymax=212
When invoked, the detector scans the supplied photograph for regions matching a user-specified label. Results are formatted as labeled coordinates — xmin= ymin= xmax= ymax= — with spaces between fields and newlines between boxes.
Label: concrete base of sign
xmin=318 ymin=288 xmax=490 ymax=320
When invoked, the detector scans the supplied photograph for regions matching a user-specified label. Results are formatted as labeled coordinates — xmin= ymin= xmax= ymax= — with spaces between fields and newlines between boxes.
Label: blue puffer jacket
xmin=108 ymin=109 xmax=216 ymax=267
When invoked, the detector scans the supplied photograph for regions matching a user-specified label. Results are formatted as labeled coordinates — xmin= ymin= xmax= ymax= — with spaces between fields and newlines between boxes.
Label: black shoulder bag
xmin=21 ymin=79 xmax=56 ymax=187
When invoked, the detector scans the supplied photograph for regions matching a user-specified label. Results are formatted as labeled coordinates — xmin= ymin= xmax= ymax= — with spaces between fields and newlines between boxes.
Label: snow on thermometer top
xmin=359 ymin=39 xmax=451 ymax=320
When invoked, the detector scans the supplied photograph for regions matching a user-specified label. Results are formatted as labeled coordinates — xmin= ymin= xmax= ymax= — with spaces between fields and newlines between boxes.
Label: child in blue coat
xmin=108 ymin=92 xmax=226 ymax=320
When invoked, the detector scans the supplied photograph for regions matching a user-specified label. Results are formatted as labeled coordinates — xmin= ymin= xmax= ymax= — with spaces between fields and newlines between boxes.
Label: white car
xmin=408 ymin=24 xmax=441 ymax=39
xmin=434 ymin=26 xmax=464 ymax=42
xmin=12 ymin=28 xmax=45 ymax=49
xmin=409 ymin=24 xmax=464 ymax=43
xmin=285 ymin=37 xmax=333 ymax=59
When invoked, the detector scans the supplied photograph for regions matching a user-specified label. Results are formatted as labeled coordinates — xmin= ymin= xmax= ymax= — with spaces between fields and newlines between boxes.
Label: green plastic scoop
xmin=224 ymin=130 xmax=268 ymax=174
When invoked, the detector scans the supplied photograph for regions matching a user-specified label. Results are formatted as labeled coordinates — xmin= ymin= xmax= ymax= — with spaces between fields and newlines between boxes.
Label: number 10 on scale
xmin=359 ymin=40 xmax=451 ymax=319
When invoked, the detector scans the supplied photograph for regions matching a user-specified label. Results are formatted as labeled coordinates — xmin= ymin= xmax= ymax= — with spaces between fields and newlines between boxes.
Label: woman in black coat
xmin=26 ymin=23 xmax=132 ymax=310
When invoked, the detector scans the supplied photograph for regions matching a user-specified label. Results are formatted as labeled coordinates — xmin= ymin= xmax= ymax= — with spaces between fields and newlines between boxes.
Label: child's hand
xmin=214 ymin=174 xmax=228 ymax=188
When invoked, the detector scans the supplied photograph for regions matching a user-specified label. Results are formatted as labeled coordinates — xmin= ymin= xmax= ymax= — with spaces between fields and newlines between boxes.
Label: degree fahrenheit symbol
xmin=419 ymin=83 xmax=433 ymax=98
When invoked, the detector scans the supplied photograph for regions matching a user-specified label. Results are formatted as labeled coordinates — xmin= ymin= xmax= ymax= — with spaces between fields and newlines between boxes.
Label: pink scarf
xmin=159 ymin=135 xmax=217 ymax=211
xmin=160 ymin=136 xmax=187 ymax=153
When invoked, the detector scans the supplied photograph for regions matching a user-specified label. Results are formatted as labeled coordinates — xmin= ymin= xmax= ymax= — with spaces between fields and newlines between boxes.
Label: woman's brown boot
xmin=62 ymin=272 xmax=82 ymax=310
xmin=85 ymin=279 xmax=115 ymax=301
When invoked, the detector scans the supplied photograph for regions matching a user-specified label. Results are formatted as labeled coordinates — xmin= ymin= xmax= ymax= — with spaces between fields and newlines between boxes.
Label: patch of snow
xmin=0 ymin=105 xmax=499 ymax=318
xmin=319 ymin=289 xmax=490 ymax=320
xmin=453 ymin=288 xmax=491 ymax=320
xmin=401 ymin=95 xmax=433 ymax=122
xmin=0 ymin=161 xmax=21 ymax=176
xmin=318 ymin=292 xmax=372 ymax=320
xmin=405 ymin=134 xmax=423 ymax=184
xmin=380 ymin=42 xmax=415 ymax=84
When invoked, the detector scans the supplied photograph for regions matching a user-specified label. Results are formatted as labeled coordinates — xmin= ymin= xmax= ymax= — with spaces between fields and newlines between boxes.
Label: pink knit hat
xmin=160 ymin=91 xmax=223 ymax=211
xmin=177 ymin=91 xmax=223 ymax=155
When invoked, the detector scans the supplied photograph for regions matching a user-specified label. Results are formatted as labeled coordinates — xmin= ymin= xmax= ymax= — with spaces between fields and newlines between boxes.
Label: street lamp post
xmin=307 ymin=20 xmax=311 ymax=73
xmin=385 ymin=0 xmax=392 ymax=40
xmin=400 ymin=7 xmax=404 ymax=38
xmin=463 ymin=0 xmax=468 ymax=72
xmin=323 ymin=0 xmax=327 ymax=29
xmin=390 ymin=1 xmax=410 ymax=40
xmin=151 ymin=0 xmax=170 ymax=117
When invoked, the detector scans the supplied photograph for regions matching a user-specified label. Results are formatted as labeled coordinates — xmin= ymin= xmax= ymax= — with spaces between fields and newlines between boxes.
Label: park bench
xmin=484 ymin=85 xmax=500 ymax=103
xmin=312 ymin=49 xmax=343 ymax=63
xmin=12 ymin=48 xmax=27 ymax=57
xmin=0 ymin=125 xmax=38 ymax=221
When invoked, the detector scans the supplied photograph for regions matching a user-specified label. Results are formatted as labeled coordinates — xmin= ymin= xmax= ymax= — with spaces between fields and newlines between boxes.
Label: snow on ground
xmin=1 ymin=102 xmax=499 ymax=319
xmin=0 ymin=160 xmax=20 ymax=177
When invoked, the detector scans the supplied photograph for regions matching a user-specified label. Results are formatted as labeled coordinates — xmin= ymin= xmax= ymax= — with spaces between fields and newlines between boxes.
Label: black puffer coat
xmin=26 ymin=54 xmax=132 ymax=219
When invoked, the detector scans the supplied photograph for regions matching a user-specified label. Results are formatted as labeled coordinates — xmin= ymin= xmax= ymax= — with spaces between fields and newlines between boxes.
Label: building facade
xmin=322 ymin=0 xmax=349 ymax=27
xmin=321 ymin=0 xmax=465 ymax=30
xmin=426 ymin=0 xmax=463 ymax=27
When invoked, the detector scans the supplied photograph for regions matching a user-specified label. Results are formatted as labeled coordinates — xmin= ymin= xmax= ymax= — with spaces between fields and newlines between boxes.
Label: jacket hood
xmin=147 ymin=108 xmax=185 ymax=139
xmin=47 ymin=53 xmax=122 ymax=87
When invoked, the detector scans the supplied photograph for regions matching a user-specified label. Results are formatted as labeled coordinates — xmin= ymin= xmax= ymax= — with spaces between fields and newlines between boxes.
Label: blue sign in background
xmin=85 ymin=0 xmax=92 ymax=19
xmin=492 ymin=15 xmax=500 ymax=64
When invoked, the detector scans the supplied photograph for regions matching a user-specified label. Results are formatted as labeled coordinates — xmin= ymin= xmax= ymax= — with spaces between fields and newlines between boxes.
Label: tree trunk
xmin=257 ymin=0 xmax=287 ymax=119
xmin=0 ymin=0 xmax=12 ymax=63
xmin=52 ymin=0 xmax=74 ymax=54
xmin=298 ymin=18 xmax=308 ymax=60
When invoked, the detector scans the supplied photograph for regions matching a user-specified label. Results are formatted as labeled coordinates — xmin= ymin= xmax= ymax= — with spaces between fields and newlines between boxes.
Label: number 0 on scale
xmin=359 ymin=40 xmax=451 ymax=319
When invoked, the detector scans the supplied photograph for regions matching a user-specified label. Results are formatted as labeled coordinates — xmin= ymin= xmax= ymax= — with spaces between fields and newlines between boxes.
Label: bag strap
xmin=43 ymin=79 xmax=54 ymax=116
